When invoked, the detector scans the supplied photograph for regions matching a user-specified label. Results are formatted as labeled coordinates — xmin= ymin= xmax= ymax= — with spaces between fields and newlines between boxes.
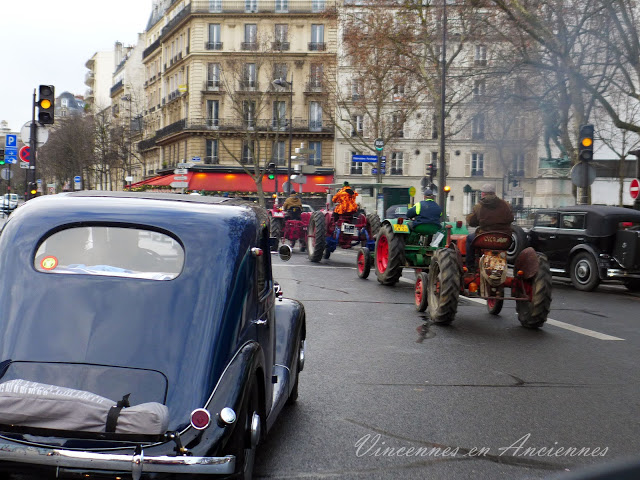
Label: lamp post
xmin=438 ymin=0 xmax=448 ymax=208
xmin=272 ymin=73 xmax=293 ymax=195
xmin=122 ymin=94 xmax=132 ymax=189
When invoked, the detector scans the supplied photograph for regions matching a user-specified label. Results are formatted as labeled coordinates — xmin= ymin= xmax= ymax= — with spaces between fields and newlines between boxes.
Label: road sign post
xmin=630 ymin=178 xmax=640 ymax=202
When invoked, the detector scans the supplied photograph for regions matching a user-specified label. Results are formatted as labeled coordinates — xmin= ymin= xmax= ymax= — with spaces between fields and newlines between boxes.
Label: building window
xmin=312 ymin=0 xmax=325 ymax=12
xmin=391 ymin=151 xmax=403 ymax=175
xmin=471 ymin=152 xmax=484 ymax=176
xmin=475 ymin=45 xmax=487 ymax=66
xmin=431 ymin=114 xmax=438 ymax=139
xmin=512 ymin=154 xmax=525 ymax=176
xmin=513 ymin=116 xmax=526 ymax=138
xmin=351 ymin=151 xmax=363 ymax=175
xmin=392 ymin=85 xmax=405 ymax=102
xmin=245 ymin=0 xmax=258 ymax=13
xmin=309 ymin=63 xmax=323 ymax=89
xmin=351 ymin=115 xmax=363 ymax=137
xmin=207 ymin=100 xmax=219 ymax=127
xmin=392 ymin=114 xmax=404 ymax=138
xmin=207 ymin=63 xmax=220 ymax=88
xmin=309 ymin=141 xmax=322 ymax=166
xmin=274 ymin=24 xmax=288 ymax=47
xmin=209 ymin=0 xmax=222 ymax=13
xmin=309 ymin=102 xmax=322 ymax=131
xmin=206 ymin=139 xmax=219 ymax=164
xmin=243 ymin=63 xmax=257 ymax=89
xmin=275 ymin=0 xmax=288 ymax=13
xmin=243 ymin=100 xmax=256 ymax=128
xmin=310 ymin=24 xmax=325 ymax=50
xmin=273 ymin=101 xmax=286 ymax=129
xmin=273 ymin=141 xmax=286 ymax=165
xmin=243 ymin=24 xmax=257 ymax=50
xmin=473 ymin=79 xmax=485 ymax=99
xmin=472 ymin=114 xmax=484 ymax=140
xmin=242 ymin=140 xmax=255 ymax=164
xmin=207 ymin=24 xmax=221 ymax=50
xmin=351 ymin=79 xmax=363 ymax=100
xmin=273 ymin=63 xmax=288 ymax=82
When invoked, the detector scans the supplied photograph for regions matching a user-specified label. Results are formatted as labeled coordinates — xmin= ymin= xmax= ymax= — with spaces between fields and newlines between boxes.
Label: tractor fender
xmin=513 ymin=247 xmax=539 ymax=279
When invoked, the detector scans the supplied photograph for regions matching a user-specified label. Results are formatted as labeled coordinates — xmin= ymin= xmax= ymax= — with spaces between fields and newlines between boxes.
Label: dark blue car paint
xmin=0 ymin=193 xmax=305 ymax=472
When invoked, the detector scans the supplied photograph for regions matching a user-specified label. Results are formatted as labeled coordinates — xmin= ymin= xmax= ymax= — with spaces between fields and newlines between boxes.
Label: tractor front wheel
xmin=516 ymin=253 xmax=552 ymax=328
xmin=427 ymin=248 xmax=461 ymax=324
xmin=307 ymin=211 xmax=326 ymax=263
xmin=357 ymin=247 xmax=371 ymax=279
xmin=415 ymin=272 xmax=429 ymax=312
xmin=270 ymin=217 xmax=284 ymax=251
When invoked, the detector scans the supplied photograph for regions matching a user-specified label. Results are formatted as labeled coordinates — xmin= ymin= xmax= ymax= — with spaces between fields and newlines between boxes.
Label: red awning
xmin=129 ymin=172 xmax=333 ymax=193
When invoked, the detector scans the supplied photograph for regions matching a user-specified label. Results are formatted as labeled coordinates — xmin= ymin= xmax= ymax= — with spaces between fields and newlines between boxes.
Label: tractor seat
xmin=411 ymin=223 xmax=441 ymax=236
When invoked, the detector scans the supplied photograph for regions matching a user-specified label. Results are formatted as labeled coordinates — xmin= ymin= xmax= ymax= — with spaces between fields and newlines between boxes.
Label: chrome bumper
xmin=606 ymin=269 xmax=640 ymax=279
xmin=0 ymin=442 xmax=235 ymax=480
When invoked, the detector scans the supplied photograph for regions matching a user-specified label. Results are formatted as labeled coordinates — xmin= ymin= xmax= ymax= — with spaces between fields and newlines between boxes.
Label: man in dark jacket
xmin=407 ymin=188 xmax=442 ymax=228
xmin=465 ymin=183 xmax=514 ymax=271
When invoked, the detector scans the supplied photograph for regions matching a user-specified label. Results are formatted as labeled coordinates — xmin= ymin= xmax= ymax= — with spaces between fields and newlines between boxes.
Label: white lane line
xmin=400 ymin=278 xmax=624 ymax=341
xmin=272 ymin=264 xmax=355 ymax=269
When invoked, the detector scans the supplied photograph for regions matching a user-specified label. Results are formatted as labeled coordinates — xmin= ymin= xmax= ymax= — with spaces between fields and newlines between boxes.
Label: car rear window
xmin=560 ymin=214 xmax=585 ymax=229
xmin=535 ymin=213 xmax=558 ymax=227
xmin=34 ymin=226 xmax=184 ymax=280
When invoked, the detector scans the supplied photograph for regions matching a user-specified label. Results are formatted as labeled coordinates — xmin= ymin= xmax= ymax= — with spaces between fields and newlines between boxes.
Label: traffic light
xmin=444 ymin=185 xmax=451 ymax=194
xmin=0 ymin=149 xmax=4 ymax=165
xmin=37 ymin=85 xmax=55 ymax=125
xmin=578 ymin=124 xmax=594 ymax=161
xmin=426 ymin=163 xmax=437 ymax=179
xmin=267 ymin=162 xmax=276 ymax=180
xmin=28 ymin=182 xmax=37 ymax=196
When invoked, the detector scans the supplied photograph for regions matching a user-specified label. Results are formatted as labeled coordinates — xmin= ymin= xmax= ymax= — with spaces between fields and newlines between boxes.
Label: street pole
xmin=438 ymin=0 xmax=447 ymax=209
xmin=630 ymin=150 xmax=640 ymax=210
xmin=287 ymin=72 xmax=293 ymax=195
xmin=28 ymin=89 xmax=37 ymax=200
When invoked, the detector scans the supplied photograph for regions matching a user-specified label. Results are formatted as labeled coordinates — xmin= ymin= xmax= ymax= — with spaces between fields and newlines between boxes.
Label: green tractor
xmin=356 ymin=216 xmax=467 ymax=285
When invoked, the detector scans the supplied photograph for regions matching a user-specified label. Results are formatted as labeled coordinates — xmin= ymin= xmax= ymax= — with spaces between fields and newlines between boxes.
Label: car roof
xmin=536 ymin=205 xmax=640 ymax=235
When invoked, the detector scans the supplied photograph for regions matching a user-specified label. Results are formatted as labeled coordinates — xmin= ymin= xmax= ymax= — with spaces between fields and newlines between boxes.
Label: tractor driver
xmin=282 ymin=191 xmax=302 ymax=220
xmin=332 ymin=181 xmax=359 ymax=218
xmin=465 ymin=183 xmax=514 ymax=272
xmin=406 ymin=188 xmax=442 ymax=229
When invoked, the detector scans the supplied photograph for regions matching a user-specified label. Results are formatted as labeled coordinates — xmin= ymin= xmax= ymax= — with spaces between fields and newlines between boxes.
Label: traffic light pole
xmin=438 ymin=0 xmax=448 ymax=208
xmin=28 ymin=89 xmax=37 ymax=200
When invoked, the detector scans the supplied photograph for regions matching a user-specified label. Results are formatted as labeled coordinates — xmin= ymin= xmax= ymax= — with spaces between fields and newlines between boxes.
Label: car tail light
xmin=397 ymin=218 xmax=404 ymax=224
xmin=251 ymin=247 xmax=263 ymax=257
xmin=190 ymin=408 xmax=211 ymax=430
xmin=456 ymin=221 xmax=463 ymax=228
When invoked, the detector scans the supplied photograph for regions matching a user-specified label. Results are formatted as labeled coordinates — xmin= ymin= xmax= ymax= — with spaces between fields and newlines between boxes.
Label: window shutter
xmin=344 ymin=150 xmax=351 ymax=175
xmin=465 ymin=153 xmax=471 ymax=177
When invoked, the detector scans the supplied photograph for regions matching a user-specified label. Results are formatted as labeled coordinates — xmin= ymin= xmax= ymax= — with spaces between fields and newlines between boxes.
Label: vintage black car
xmin=0 ymin=191 xmax=306 ymax=479
xmin=528 ymin=205 xmax=640 ymax=291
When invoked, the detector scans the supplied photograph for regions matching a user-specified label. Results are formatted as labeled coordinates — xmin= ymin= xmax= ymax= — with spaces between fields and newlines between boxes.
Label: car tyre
xmin=286 ymin=336 xmax=305 ymax=405
xmin=306 ymin=211 xmax=326 ymax=263
xmin=226 ymin=381 xmax=260 ymax=480
xmin=415 ymin=271 xmax=429 ymax=312
xmin=428 ymin=248 xmax=461 ymax=324
xmin=516 ymin=253 xmax=552 ymax=328
xmin=507 ymin=225 xmax=527 ymax=264
xmin=374 ymin=223 xmax=405 ymax=285
xmin=570 ymin=252 xmax=600 ymax=291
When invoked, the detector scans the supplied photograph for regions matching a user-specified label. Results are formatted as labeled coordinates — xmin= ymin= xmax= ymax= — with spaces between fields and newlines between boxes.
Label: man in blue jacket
xmin=406 ymin=188 xmax=442 ymax=229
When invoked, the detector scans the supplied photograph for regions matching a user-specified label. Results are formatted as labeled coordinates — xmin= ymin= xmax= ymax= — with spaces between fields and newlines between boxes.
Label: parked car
xmin=527 ymin=205 xmax=640 ymax=291
xmin=1 ymin=193 xmax=18 ymax=213
xmin=0 ymin=191 xmax=306 ymax=479
xmin=302 ymin=204 xmax=315 ymax=213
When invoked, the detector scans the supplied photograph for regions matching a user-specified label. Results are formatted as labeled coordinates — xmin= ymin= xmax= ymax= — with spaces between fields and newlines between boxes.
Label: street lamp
xmin=272 ymin=73 xmax=293 ymax=195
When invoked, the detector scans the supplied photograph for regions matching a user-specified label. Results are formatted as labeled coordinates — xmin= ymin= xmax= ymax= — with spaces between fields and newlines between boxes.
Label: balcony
xmin=309 ymin=120 xmax=323 ymax=132
xmin=110 ymin=80 xmax=124 ymax=96
xmin=190 ymin=1 xmax=336 ymax=14
xmin=305 ymin=81 xmax=323 ymax=93
xmin=204 ymin=80 xmax=222 ymax=92
xmin=241 ymin=42 xmax=258 ymax=51
xmin=143 ymin=38 xmax=162 ymax=60
xmin=271 ymin=42 xmax=290 ymax=51
xmin=84 ymin=71 xmax=94 ymax=85
xmin=204 ymin=156 xmax=219 ymax=165
xmin=238 ymin=81 xmax=259 ymax=91
xmin=308 ymin=42 xmax=327 ymax=51
xmin=160 ymin=4 xmax=191 ymax=39
xmin=390 ymin=168 xmax=403 ymax=175
xmin=206 ymin=42 xmax=223 ymax=50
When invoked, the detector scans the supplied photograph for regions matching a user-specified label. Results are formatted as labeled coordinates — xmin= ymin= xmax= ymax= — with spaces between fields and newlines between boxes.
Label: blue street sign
xmin=191 ymin=156 xmax=201 ymax=162
xmin=4 ymin=134 xmax=17 ymax=148
xmin=352 ymin=154 xmax=378 ymax=163
xmin=74 ymin=176 xmax=81 ymax=182
xmin=5 ymin=151 xmax=17 ymax=164
xmin=372 ymin=168 xmax=386 ymax=175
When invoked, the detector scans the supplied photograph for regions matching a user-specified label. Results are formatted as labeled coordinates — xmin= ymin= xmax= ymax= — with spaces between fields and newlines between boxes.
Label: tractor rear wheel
xmin=357 ymin=247 xmax=371 ymax=279
xmin=415 ymin=272 xmax=429 ymax=312
xmin=270 ymin=217 xmax=283 ymax=251
xmin=364 ymin=213 xmax=381 ymax=245
xmin=516 ymin=253 xmax=552 ymax=328
xmin=306 ymin=211 xmax=326 ymax=263
xmin=375 ymin=223 xmax=405 ymax=285
xmin=428 ymin=248 xmax=461 ymax=324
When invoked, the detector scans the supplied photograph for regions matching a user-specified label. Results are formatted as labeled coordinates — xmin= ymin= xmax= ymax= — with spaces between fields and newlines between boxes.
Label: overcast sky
xmin=0 ymin=0 xmax=153 ymax=133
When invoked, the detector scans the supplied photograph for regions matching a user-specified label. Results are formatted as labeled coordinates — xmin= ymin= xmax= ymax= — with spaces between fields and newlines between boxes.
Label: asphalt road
xmin=256 ymin=247 xmax=640 ymax=480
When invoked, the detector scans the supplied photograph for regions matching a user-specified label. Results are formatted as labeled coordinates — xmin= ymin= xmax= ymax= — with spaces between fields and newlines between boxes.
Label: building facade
xmin=85 ymin=51 xmax=116 ymax=113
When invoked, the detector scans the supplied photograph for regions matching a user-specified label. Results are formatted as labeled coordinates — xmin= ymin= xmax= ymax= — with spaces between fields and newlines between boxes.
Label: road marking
xmin=460 ymin=295 xmax=624 ymax=341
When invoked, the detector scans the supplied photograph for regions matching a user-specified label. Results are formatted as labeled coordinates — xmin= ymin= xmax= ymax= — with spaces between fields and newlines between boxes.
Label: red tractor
xmin=415 ymin=231 xmax=552 ymax=329
xmin=268 ymin=204 xmax=310 ymax=251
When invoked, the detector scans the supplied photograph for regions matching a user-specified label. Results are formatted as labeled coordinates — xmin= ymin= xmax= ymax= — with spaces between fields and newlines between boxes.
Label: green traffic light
xmin=268 ymin=174 xmax=275 ymax=180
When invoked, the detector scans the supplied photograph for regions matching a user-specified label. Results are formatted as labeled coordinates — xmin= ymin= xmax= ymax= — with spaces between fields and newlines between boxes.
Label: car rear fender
xmin=568 ymin=244 xmax=607 ymax=279
xmin=183 ymin=341 xmax=266 ymax=457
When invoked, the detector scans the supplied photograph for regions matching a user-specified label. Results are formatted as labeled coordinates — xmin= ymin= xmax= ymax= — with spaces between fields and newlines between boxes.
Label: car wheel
xmin=507 ymin=225 xmax=527 ymax=264
xmin=415 ymin=271 xmax=429 ymax=312
xmin=226 ymin=381 xmax=260 ymax=480
xmin=357 ymin=247 xmax=371 ymax=279
xmin=570 ymin=252 xmax=601 ymax=291
xmin=286 ymin=336 xmax=305 ymax=405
